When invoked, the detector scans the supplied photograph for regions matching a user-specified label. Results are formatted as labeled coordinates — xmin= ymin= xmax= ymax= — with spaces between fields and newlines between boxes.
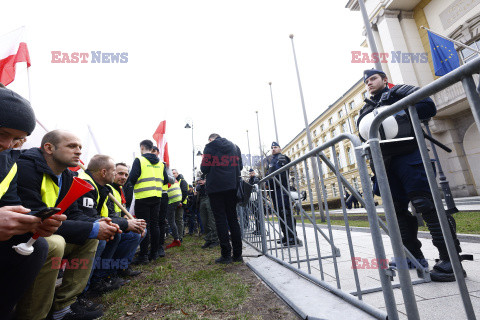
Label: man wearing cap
xmin=357 ymin=69 xmax=465 ymax=282
xmin=265 ymin=142 xmax=301 ymax=247
xmin=248 ymin=169 xmax=262 ymax=235
xmin=0 ymin=86 xmax=66 ymax=318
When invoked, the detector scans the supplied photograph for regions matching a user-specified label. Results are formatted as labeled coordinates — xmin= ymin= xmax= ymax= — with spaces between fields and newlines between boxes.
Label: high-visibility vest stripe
xmin=0 ymin=163 xmax=17 ymax=200
xmin=78 ymin=172 xmax=108 ymax=217
xmin=167 ymin=181 xmax=182 ymax=204
xmin=41 ymin=174 xmax=59 ymax=207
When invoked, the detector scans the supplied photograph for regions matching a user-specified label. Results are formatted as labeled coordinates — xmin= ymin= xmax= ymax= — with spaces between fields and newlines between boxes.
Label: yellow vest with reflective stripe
xmin=167 ymin=181 xmax=182 ymax=204
xmin=108 ymin=184 xmax=123 ymax=213
xmin=0 ymin=163 xmax=17 ymax=200
xmin=78 ymin=172 xmax=108 ymax=217
xmin=134 ymin=156 xmax=164 ymax=199
xmin=41 ymin=174 xmax=59 ymax=207
xmin=178 ymin=179 xmax=187 ymax=204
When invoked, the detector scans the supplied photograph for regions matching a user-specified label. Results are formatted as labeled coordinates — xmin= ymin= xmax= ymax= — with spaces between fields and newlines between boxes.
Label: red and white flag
xmin=153 ymin=120 xmax=170 ymax=167
xmin=0 ymin=27 xmax=31 ymax=86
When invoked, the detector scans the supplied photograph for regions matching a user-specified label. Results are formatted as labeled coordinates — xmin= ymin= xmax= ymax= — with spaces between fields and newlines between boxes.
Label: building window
xmin=320 ymin=124 xmax=324 ymax=131
xmin=332 ymin=183 xmax=337 ymax=197
xmin=353 ymin=114 xmax=359 ymax=129
xmin=460 ymin=39 xmax=480 ymax=63
xmin=301 ymin=140 xmax=304 ymax=146
xmin=322 ymin=135 xmax=327 ymax=143
xmin=338 ymin=110 xmax=344 ymax=118
xmin=352 ymin=177 xmax=359 ymax=191
xmin=346 ymin=147 xmax=355 ymax=165
xmin=362 ymin=91 xmax=368 ymax=99
xmin=313 ymin=129 xmax=317 ymax=136
xmin=332 ymin=128 xmax=337 ymax=137
xmin=296 ymin=143 xmax=299 ymax=150
xmin=342 ymin=122 xmax=348 ymax=133
xmin=349 ymin=101 xmax=355 ymax=110
xmin=328 ymin=118 xmax=333 ymax=125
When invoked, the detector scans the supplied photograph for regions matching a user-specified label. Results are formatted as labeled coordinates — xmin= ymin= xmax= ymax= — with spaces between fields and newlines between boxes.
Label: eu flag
xmin=427 ymin=30 xmax=460 ymax=76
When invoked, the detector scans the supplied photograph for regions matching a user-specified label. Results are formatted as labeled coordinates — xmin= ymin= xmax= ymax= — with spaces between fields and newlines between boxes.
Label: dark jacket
xmin=248 ymin=175 xmax=260 ymax=185
xmin=200 ymin=137 xmax=243 ymax=194
xmin=177 ymin=174 xmax=188 ymax=203
xmin=128 ymin=153 xmax=170 ymax=203
xmin=0 ymin=150 xmax=21 ymax=207
xmin=357 ymin=85 xmax=436 ymax=157
xmin=265 ymin=153 xmax=291 ymax=190
xmin=76 ymin=170 xmax=129 ymax=232
xmin=16 ymin=148 xmax=95 ymax=244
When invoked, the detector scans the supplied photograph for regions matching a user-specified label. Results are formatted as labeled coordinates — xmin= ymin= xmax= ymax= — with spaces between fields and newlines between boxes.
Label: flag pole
xmin=421 ymin=26 xmax=480 ymax=54
xmin=25 ymin=57 xmax=49 ymax=132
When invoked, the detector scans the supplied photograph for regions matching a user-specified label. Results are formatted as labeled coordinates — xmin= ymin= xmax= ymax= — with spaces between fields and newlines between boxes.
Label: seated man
xmin=77 ymin=155 xmax=144 ymax=294
xmin=107 ymin=162 xmax=145 ymax=277
xmin=0 ymin=87 xmax=65 ymax=319
xmin=15 ymin=130 xmax=119 ymax=320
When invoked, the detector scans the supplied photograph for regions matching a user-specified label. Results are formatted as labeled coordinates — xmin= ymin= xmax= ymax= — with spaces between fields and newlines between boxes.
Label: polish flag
xmin=153 ymin=120 xmax=170 ymax=166
xmin=0 ymin=27 xmax=31 ymax=86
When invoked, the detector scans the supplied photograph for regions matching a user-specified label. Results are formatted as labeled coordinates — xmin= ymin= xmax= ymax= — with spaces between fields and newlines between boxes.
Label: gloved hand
xmin=277 ymin=154 xmax=287 ymax=166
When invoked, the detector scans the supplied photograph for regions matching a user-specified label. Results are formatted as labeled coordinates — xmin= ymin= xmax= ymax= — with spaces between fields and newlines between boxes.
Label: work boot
xmin=90 ymin=278 xmax=120 ymax=295
xmin=201 ymin=241 xmax=212 ymax=249
xmin=215 ymin=256 xmax=232 ymax=264
xmin=118 ymin=267 xmax=142 ymax=277
xmin=232 ymin=255 xmax=244 ymax=263
xmin=63 ymin=301 xmax=103 ymax=320
xmin=431 ymin=259 xmax=467 ymax=282
xmin=166 ymin=239 xmax=181 ymax=249
xmin=208 ymin=241 xmax=219 ymax=248
xmin=158 ymin=246 xmax=166 ymax=257
xmin=131 ymin=255 xmax=149 ymax=265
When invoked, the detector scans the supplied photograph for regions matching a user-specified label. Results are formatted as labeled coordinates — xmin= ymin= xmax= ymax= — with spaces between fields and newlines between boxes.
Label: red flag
xmin=153 ymin=120 xmax=170 ymax=166
xmin=0 ymin=27 xmax=31 ymax=86
xmin=387 ymin=82 xmax=394 ymax=89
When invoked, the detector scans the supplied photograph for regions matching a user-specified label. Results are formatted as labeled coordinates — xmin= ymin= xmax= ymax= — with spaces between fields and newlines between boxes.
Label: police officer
xmin=265 ymin=142 xmax=302 ymax=247
xmin=357 ymin=69 xmax=464 ymax=282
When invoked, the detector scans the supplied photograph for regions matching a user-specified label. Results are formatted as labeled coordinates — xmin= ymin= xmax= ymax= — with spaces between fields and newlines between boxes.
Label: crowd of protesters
xmin=0 ymin=84 xmax=247 ymax=319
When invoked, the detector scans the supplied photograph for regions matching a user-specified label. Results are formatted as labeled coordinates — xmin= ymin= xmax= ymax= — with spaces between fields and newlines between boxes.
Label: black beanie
xmin=0 ymin=88 xmax=36 ymax=135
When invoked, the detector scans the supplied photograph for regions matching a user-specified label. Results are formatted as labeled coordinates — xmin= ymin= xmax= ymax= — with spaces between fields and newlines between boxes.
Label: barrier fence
xmin=240 ymin=57 xmax=480 ymax=320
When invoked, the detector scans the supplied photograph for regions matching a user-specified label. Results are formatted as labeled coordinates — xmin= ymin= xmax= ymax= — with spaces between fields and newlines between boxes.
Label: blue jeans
xmin=112 ymin=231 xmax=143 ymax=266
xmin=85 ymin=235 xmax=121 ymax=291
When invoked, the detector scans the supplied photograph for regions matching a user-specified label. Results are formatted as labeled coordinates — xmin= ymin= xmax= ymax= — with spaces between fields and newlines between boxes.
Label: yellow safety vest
xmin=78 ymin=172 xmax=108 ymax=217
xmin=178 ymin=179 xmax=188 ymax=205
xmin=108 ymin=184 xmax=124 ymax=213
xmin=167 ymin=181 xmax=182 ymax=204
xmin=41 ymin=174 xmax=60 ymax=207
xmin=134 ymin=156 xmax=164 ymax=199
xmin=0 ymin=163 xmax=17 ymax=200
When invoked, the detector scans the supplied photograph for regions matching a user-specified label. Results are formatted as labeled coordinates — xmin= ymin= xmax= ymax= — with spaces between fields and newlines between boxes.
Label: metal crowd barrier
xmin=239 ymin=57 xmax=480 ymax=320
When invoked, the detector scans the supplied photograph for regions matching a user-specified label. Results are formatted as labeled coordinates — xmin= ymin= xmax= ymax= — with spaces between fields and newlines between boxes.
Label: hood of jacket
xmin=19 ymin=147 xmax=56 ymax=176
xmin=142 ymin=153 xmax=160 ymax=164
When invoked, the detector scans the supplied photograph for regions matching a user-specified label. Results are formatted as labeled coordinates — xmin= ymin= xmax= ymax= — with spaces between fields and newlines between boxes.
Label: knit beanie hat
xmin=0 ymin=87 xmax=36 ymax=135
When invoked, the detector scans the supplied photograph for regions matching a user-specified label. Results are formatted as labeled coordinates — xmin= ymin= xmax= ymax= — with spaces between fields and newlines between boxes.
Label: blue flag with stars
xmin=427 ymin=30 xmax=460 ymax=76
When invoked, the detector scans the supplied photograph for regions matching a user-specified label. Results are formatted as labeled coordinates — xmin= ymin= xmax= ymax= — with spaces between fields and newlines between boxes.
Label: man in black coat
xmin=200 ymin=133 xmax=243 ymax=264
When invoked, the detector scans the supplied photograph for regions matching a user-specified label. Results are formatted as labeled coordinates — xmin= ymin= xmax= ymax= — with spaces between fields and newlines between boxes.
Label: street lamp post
xmin=185 ymin=121 xmax=195 ymax=184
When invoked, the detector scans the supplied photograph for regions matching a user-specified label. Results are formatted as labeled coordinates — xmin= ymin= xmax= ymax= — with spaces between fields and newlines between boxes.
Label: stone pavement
xmin=243 ymin=222 xmax=480 ymax=320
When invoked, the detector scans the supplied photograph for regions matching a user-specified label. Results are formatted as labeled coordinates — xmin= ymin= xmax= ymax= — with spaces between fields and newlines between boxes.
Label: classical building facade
xmin=283 ymin=79 xmax=369 ymax=204
xmin=344 ymin=0 xmax=480 ymax=197
xmin=283 ymin=0 xmax=480 ymax=208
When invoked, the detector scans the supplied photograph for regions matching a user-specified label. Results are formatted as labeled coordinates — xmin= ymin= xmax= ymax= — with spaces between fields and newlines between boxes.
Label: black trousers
xmin=159 ymin=194 xmax=168 ymax=247
xmin=135 ymin=196 xmax=161 ymax=257
xmin=209 ymin=189 xmax=242 ymax=258
xmin=0 ymin=234 xmax=48 ymax=319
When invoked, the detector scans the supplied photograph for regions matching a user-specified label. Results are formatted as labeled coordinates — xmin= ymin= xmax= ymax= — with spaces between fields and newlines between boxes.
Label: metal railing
xmin=240 ymin=57 xmax=480 ymax=320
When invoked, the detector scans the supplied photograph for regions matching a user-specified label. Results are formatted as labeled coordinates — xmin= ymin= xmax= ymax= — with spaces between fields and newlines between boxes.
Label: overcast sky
xmin=2 ymin=0 xmax=371 ymax=184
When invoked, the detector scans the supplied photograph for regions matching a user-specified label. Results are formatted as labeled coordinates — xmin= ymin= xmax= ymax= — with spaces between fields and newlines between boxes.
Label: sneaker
xmin=431 ymin=260 xmax=467 ymax=282
xmin=158 ymin=246 xmax=166 ymax=257
xmin=208 ymin=241 xmax=219 ymax=248
xmin=232 ymin=256 xmax=244 ymax=263
xmin=118 ymin=267 xmax=142 ymax=277
xmin=131 ymin=255 xmax=149 ymax=265
xmin=166 ymin=239 xmax=181 ymax=249
xmin=389 ymin=257 xmax=429 ymax=270
xmin=74 ymin=297 xmax=103 ymax=312
xmin=215 ymin=256 xmax=232 ymax=264
xmin=63 ymin=301 xmax=103 ymax=319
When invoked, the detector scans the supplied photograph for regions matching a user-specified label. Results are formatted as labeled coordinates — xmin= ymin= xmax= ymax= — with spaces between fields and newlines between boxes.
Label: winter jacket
xmin=76 ymin=170 xmax=129 ymax=232
xmin=200 ymin=137 xmax=242 ymax=194
xmin=0 ymin=150 xmax=21 ymax=207
xmin=16 ymin=148 xmax=95 ymax=244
